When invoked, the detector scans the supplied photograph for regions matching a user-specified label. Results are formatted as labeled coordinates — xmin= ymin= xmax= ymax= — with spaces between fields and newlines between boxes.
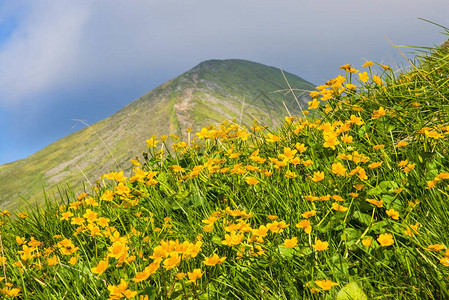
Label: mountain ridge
xmin=0 ymin=59 xmax=315 ymax=211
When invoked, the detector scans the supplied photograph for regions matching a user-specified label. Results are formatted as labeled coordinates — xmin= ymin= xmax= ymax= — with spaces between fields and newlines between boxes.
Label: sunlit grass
xmin=1 ymin=42 xmax=449 ymax=299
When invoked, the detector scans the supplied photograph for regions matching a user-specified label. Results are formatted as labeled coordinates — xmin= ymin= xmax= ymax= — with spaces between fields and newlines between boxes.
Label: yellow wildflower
xmin=301 ymin=211 xmax=316 ymax=218
xmin=332 ymin=203 xmax=348 ymax=212
xmin=366 ymin=198 xmax=383 ymax=208
xmin=203 ymin=253 xmax=226 ymax=266
xmin=311 ymin=171 xmax=325 ymax=182
xmin=187 ymin=269 xmax=203 ymax=284
xmin=386 ymin=209 xmax=399 ymax=220
xmin=377 ymin=233 xmax=394 ymax=247
xmin=312 ymin=240 xmax=329 ymax=251
xmin=362 ymin=61 xmax=373 ymax=67
xmin=359 ymin=72 xmax=369 ymax=83
xmin=362 ymin=237 xmax=372 ymax=247
xmin=282 ymin=237 xmax=298 ymax=249
xmin=315 ymin=279 xmax=339 ymax=290
xmin=427 ymin=244 xmax=445 ymax=252
xmin=91 ymin=259 xmax=109 ymax=275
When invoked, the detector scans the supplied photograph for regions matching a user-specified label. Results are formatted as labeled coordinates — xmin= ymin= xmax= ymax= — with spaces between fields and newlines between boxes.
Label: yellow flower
xmin=312 ymin=239 xmax=329 ymax=251
xmin=15 ymin=236 xmax=26 ymax=245
xmin=377 ymin=233 xmax=394 ymax=247
xmin=373 ymin=144 xmax=385 ymax=150
xmin=285 ymin=171 xmax=297 ymax=179
xmin=107 ymin=279 xmax=137 ymax=299
xmin=308 ymin=99 xmax=320 ymax=109
xmin=440 ymin=257 xmax=449 ymax=266
xmin=404 ymin=223 xmax=419 ymax=237
xmin=0 ymin=287 xmax=21 ymax=297
xmin=114 ymin=182 xmax=131 ymax=196
xmin=83 ymin=209 xmax=98 ymax=223
xmin=187 ymin=268 xmax=203 ymax=284
xmin=427 ymin=244 xmax=445 ymax=252
xmin=132 ymin=263 xmax=159 ymax=282
xmin=222 ymin=231 xmax=245 ymax=246
xmin=315 ymin=279 xmax=339 ymax=290
xmin=266 ymin=220 xmax=289 ymax=233
xmin=386 ymin=209 xmax=399 ymax=220
xmin=396 ymin=141 xmax=408 ymax=147
xmin=282 ymin=237 xmax=298 ymax=249
xmin=91 ymin=259 xmax=109 ymax=275
xmin=353 ymin=184 xmax=364 ymax=190
xmin=252 ymin=225 xmax=269 ymax=237
xmin=47 ymin=255 xmax=59 ymax=266
xmin=265 ymin=133 xmax=281 ymax=143
xmin=362 ymin=61 xmax=373 ymax=67
xmin=163 ymin=254 xmax=181 ymax=270
xmin=295 ymin=143 xmax=308 ymax=153
xmin=84 ymin=197 xmax=99 ymax=207
xmin=362 ymin=237 xmax=372 ymax=247
xmin=103 ymin=171 xmax=127 ymax=182
xmin=108 ymin=241 xmax=128 ymax=259
xmin=368 ymin=161 xmax=383 ymax=169
xmin=302 ymin=159 xmax=313 ymax=167
xmin=437 ymin=172 xmax=449 ymax=180
xmin=331 ymin=162 xmax=347 ymax=176
xmin=17 ymin=213 xmax=28 ymax=219
xmin=68 ymin=256 xmax=78 ymax=265
xmin=285 ymin=116 xmax=295 ymax=123
xmin=403 ymin=163 xmax=415 ymax=173
xmin=245 ymin=177 xmax=260 ymax=185
xmin=301 ymin=211 xmax=316 ymax=218
xmin=339 ymin=64 xmax=351 ymax=70
xmin=373 ymin=75 xmax=383 ymax=85
xmin=427 ymin=180 xmax=438 ymax=189
xmin=346 ymin=83 xmax=357 ymax=90
xmin=366 ymin=198 xmax=383 ymax=208
xmin=331 ymin=195 xmax=345 ymax=202
xmin=60 ymin=211 xmax=74 ymax=221
xmin=203 ymin=253 xmax=226 ymax=266
xmin=311 ymin=171 xmax=325 ymax=182
xmin=96 ymin=188 xmax=115 ymax=202
xmin=146 ymin=137 xmax=159 ymax=148
xmin=71 ymin=217 xmax=85 ymax=226
xmin=323 ymin=135 xmax=339 ymax=149
xmin=349 ymin=115 xmax=365 ymax=125
xmin=332 ymin=203 xmax=348 ymax=212
xmin=341 ymin=134 xmax=353 ymax=143
xmin=359 ymin=72 xmax=369 ymax=83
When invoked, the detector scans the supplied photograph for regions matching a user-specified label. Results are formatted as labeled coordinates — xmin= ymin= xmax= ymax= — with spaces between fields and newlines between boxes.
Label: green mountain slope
xmin=0 ymin=59 xmax=314 ymax=211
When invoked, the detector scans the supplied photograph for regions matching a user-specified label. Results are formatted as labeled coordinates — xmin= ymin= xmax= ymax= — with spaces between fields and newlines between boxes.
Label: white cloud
xmin=0 ymin=0 xmax=447 ymax=107
xmin=0 ymin=1 xmax=91 ymax=106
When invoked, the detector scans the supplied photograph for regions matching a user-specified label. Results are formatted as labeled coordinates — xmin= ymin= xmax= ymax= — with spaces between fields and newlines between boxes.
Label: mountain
xmin=0 ymin=59 xmax=315 ymax=211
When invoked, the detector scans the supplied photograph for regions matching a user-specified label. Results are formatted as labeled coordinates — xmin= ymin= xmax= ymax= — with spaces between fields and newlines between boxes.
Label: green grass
xmin=1 ymin=43 xmax=449 ymax=299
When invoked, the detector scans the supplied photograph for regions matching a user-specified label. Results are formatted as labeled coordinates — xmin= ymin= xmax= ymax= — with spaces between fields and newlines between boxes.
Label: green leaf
xmin=336 ymin=282 xmax=368 ymax=300
xmin=353 ymin=211 xmax=372 ymax=226
xmin=278 ymin=245 xmax=295 ymax=259
xmin=211 ymin=235 xmax=222 ymax=246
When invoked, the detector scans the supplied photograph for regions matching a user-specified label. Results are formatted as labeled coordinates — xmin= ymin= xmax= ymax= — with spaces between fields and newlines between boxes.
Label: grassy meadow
xmin=1 ymin=43 xmax=449 ymax=299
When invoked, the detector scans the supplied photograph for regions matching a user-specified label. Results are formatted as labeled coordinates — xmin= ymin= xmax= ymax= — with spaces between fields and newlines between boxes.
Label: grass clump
xmin=1 ymin=42 xmax=449 ymax=299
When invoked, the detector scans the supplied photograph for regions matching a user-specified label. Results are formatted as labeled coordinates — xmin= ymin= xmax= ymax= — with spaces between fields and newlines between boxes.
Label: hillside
xmin=1 ymin=43 xmax=449 ymax=299
xmin=0 ymin=59 xmax=314 ymax=211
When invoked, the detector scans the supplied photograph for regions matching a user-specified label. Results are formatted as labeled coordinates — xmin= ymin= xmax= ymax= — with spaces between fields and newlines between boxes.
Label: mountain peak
xmin=0 ymin=59 xmax=315 ymax=211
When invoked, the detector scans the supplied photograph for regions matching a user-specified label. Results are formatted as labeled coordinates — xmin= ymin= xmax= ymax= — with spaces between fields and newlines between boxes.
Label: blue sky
xmin=0 ymin=1 xmax=448 ymax=164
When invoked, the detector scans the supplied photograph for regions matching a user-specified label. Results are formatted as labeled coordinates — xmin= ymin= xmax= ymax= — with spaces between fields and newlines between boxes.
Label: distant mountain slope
xmin=0 ymin=59 xmax=314 ymax=211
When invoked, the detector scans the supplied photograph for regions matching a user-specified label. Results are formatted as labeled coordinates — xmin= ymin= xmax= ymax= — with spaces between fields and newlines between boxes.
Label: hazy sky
xmin=0 ymin=1 xmax=447 ymax=164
